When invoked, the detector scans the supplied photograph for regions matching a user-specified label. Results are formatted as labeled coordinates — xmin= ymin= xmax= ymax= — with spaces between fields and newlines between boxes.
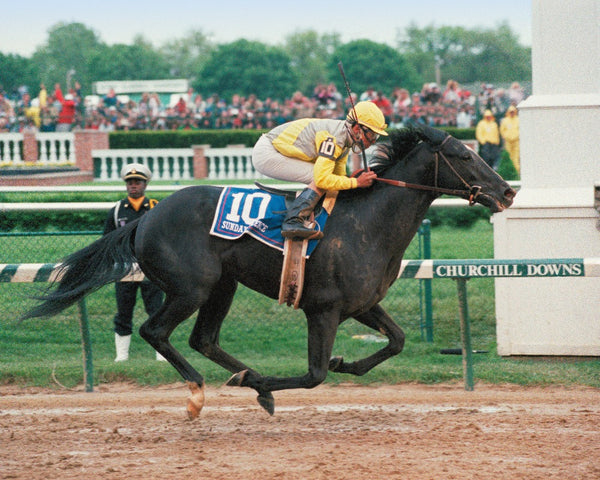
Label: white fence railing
xmin=37 ymin=132 xmax=75 ymax=164
xmin=0 ymin=133 xmax=23 ymax=163
xmin=205 ymin=147 xmax=262 ymax=181
xmin=93 ymin=147 xmax=264 ymax=181
xmin=93 ymin=148 xmax=194 ymax=181
xmin=0 ymin=132 xmax=75 ymax=165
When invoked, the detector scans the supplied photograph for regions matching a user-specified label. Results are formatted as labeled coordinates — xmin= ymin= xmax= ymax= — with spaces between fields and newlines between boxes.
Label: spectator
xmin=39 ymin=95 xmax=57 ymax=132
xmin=456 ymin=104 xmax=474 ymax=128
xmin=0 ymin=92 xmax=15 ymax=119
xmin=493 ymin=89 xmax=511 ymax=117
xmin=25 ymin=96 xmax=41 ymax=129
xmin=192 ymin=93 xmax=207 ymax=117
xmin=442 ymin=80 xmax=461 ymax=104
xmin=287 ymin=90 xmax=314 ymax=119
xmin=8 ymin=79 xmax=527 ymax=133
xmin=98 ymin=116 xmax=115 ymax=132
xmin=38 ymin=83 xmax=48 ymax=108
xmin=0 ymin=115 xmax=9 ymax=132
xmin=373 ymin=91 xmax=393 ymax=124
xmin=359 ymin=86 xmax=377 ymax=102
xmin=392 ymin=88 xmax=411 ymax=111
xmin=508 ymin=82 xmax=525 ymax=105
xmin=104 ymin=163 xmax=164 ymax=362
xmin=53 ymin=84 xmax=77 ymax=132
xmin=103 ymin=88 xmax=119 ymax=108
xmin=475 ymin=109 xmax=501 ymax=169
xmin=148 ymin=93 xmax=161 ymax=117
xmin=174 ymin=96 xmax=188 ymax=117
xmin=499 ymin=105 xmax=520 ymax=174
xmin=420 ymin=83 xmax=442 ymax=103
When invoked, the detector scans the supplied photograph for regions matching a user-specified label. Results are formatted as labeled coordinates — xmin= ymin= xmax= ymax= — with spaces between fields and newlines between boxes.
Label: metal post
xmin=455 ymin=278 xmax=474 ymax=391
xmin=77 ymin=298 xmax=94 ymax=392
xmin=421 ymin=220 xmax=433 ymax=342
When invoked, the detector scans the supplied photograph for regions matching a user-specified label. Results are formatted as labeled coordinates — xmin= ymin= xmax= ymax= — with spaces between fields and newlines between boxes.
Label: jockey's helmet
xmin=347 ymin=101 xmax=388 ymax=136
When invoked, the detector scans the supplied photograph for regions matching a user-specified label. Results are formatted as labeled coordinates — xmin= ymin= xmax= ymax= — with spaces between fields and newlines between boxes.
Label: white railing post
xmin=92 ymin=149 xmax=195 ymax=181
xmin=90 ymin=147 xmax=268 ymax=181
xmin=99 ymin=156 xmax=108 ymax=181
xmin=0 ymin=133 xmax=24 ymax=164
xmin=37 ymin=133 xmax=75 ymax=164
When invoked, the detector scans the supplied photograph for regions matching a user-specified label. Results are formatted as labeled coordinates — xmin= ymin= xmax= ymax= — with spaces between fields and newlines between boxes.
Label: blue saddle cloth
xmin=210 ymin=187 xmax=328 ymax=256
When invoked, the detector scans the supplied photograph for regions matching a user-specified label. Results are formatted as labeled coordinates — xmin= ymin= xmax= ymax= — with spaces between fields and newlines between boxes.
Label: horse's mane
xmin=369 ymin=127 xmax=422 ymax=173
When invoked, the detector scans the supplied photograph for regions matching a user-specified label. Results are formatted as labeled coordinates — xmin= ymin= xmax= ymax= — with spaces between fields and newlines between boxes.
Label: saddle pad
xmin=210 ymin=187 xmax=328 ymax=256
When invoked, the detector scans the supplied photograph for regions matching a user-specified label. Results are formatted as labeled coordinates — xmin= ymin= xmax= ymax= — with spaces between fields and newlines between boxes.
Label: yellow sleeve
xmin=475 ymin=122 xmax=486 ymax=144
xmin=500 ymin=118 xmax=519 ymax=141
xmin=313 ymin=156 xmax=357 ymax=190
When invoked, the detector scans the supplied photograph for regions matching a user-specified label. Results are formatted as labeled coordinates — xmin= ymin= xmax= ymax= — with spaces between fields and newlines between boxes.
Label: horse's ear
xmin=413 ymin=124 xmax=447 ymax=146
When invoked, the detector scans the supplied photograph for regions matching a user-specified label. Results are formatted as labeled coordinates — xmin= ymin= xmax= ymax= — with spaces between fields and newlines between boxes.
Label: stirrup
xmin=282 ymin=227 xmax=317 ymax=239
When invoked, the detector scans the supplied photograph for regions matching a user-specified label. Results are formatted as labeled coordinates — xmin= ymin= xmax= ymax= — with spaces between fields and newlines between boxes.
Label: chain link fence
xmin=1 ymin=225 xmax=429 ymax=341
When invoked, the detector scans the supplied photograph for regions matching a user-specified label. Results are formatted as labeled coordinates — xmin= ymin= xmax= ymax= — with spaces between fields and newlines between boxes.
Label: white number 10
xmin=225 ymin=192 xmax=271 ymax=224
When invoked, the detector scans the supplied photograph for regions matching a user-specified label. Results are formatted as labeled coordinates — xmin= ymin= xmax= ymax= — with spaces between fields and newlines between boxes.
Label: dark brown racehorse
xmin=24 ymin=125 xmax=515 ymax=416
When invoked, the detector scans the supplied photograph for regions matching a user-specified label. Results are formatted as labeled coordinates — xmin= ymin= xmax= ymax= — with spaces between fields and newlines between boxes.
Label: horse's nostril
xmin=505 ymin=188 xmax=516 ymax=199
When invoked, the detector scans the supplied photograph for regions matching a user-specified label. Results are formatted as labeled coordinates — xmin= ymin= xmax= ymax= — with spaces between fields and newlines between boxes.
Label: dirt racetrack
xmin=1 ymin=382 xmax=599 ymax=480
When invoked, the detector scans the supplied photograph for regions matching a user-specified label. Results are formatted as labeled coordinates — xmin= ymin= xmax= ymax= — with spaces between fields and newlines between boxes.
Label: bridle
xmin=374 ymin=136 xmax=483 ymax=206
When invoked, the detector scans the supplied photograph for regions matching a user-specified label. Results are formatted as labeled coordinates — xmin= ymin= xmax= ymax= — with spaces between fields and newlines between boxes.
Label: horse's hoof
xmin=186 ymin=381 xmax=205 ymax=420
xmin=257 ymin=392 xmax=275 ymax=416
xmin=226 ymin=369 xmax=248 ymax=387
xmin=329 ymin=356 xmax=343 ymax=372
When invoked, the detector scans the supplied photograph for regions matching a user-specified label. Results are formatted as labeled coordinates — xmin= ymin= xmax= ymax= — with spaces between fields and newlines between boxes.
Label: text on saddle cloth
xmin=210 ymin=187 xmax=335 ymax=256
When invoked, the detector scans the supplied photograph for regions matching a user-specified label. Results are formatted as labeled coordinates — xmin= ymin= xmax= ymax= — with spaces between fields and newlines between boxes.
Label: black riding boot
xmin=281 ymin=188 xmax=323 ymax=239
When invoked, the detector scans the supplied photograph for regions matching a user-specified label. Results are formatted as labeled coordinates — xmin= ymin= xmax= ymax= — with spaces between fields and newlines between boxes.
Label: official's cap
xmin=484 ymin=109 xmax=494 ymax=117
xmin=121 ymin=163 xmax=152 ymax=182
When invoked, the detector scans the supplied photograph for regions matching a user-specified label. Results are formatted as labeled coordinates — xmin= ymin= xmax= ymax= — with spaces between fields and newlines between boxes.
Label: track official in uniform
xmin=104 ymin=163 xmax=165 ymax=362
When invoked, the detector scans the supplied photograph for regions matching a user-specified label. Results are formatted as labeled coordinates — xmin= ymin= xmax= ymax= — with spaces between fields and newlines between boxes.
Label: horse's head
xmin=374 ymin=125 xmax=515 ymax=212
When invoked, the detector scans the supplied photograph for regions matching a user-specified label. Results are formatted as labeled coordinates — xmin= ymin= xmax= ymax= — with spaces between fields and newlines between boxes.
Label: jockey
xmin=252 ymin=101 xmax=388 ymax=239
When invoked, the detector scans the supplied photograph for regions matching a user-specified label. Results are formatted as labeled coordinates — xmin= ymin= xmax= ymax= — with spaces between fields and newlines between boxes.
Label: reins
xmin=375 ymin=136 xmax=483 ymax=206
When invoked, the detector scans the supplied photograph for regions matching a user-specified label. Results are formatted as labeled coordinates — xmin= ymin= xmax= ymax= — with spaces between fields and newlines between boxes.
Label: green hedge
xmin=109 ymin=129 xmax=266 ymax=148
xmin=2 ymin=199 xmax=487 ymax=233
xmin=0 ymin=191 xmax=175 ymax=232
xmin=107 ymin=127 xmax=476 ymax=148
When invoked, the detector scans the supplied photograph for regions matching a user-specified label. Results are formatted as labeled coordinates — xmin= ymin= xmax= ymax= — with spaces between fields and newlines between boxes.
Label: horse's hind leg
xmin=188 ymin=275 xmax=248 ymax=373
xmin=329 ymin=303 xmax=405 ymax=376
xmin=139 ymin=293 xmax=206 ymax=386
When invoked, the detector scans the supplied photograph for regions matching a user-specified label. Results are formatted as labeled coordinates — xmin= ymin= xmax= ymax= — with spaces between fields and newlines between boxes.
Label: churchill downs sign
xmin=397 ymin=258 xmax=599 ymax=279
xmin=2 ymin=258 xmax=599 ymax=283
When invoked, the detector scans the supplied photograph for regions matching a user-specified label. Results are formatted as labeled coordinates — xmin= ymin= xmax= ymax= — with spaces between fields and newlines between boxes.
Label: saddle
xmin=254 ymin=182 xmax=337 ymax=309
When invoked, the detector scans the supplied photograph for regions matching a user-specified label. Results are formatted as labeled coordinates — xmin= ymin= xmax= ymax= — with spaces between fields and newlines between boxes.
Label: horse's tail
xmin=22 ymin=220 xmax=140 ymax=320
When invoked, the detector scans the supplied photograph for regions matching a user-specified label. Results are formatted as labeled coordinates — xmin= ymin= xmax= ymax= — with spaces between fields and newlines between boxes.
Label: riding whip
xmin=337 ymin=61 xmax=369 ymax=171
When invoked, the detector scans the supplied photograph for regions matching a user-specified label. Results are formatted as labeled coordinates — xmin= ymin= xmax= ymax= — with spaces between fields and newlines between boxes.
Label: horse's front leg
xmin=329 ymin=303 xmax=405 ymax=376
xmin=227 ymin=308 xmax=341 ymax=414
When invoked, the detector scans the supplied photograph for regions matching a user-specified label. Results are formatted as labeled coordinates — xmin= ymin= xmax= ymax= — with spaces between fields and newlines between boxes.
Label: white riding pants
xmin=252 ymin=134 xmax=314 ymax=184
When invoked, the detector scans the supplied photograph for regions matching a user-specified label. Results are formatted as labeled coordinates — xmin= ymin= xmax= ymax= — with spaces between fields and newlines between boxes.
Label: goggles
xmin=360 ymin=126 xmax=379 ymax=143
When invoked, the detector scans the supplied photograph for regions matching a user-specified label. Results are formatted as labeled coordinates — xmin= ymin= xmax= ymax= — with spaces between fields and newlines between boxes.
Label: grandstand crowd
xmin=0 ymin=80 xmax=527 ymax=133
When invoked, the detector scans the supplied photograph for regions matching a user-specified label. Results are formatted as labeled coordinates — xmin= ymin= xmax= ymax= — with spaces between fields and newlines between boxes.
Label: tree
xmin=160 ymin=29 xmax=215 ymax=81
xmin=195 ymin=40 xmax=297 ymax=101
xmin=31 ymin=22 xmax=105 ymax=94
xmin=89 ymin=39 xmax=171 ymax=83
xmin=283 ymin=30 xmax=341 ymax=95
xmin=0 ymin=53 xmax=38 ymax=97
xmin=330 ymin=40 xmax=422 ymax=97
xmin=467 ymin=24 xmax=531 ymax=82
xmin=398 ymin=23 xmax=531 ymax=85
